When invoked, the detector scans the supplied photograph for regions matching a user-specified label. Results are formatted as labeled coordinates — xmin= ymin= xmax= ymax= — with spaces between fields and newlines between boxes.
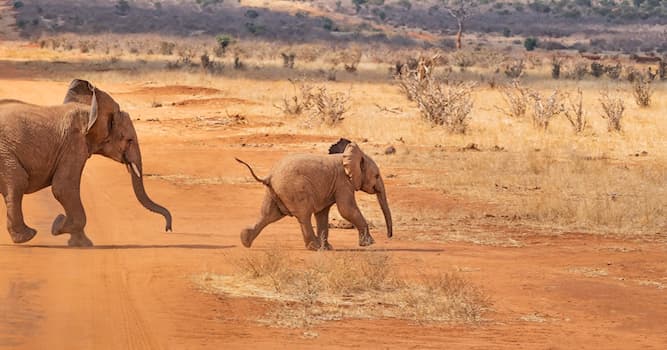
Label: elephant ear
xmin=329 ymin=138 xmax=352 ymax=154
xmin=63 ymin=79 xmax=94 ymax=104
xmin=87 ymin=88 xmax=99 ymax=133
xmin=63 ymin=79 xmax=99 ymax=133
xmin=342 ymin=143 xmax=364 ymax=190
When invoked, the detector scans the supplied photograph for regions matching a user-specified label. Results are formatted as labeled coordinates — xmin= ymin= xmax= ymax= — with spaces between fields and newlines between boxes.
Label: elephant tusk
xmin=130 ymin=162 xmax=141 ymax=178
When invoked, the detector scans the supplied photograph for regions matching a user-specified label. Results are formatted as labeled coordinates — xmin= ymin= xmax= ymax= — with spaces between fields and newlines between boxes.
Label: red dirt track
xmin=1 ymin=67 xmax=666 ymax=349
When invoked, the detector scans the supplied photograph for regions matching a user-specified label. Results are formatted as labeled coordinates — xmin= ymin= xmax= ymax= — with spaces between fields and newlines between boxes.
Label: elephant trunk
xmin=375 ymin=179 xmax=393 ymax=238
xmin=125 ymin=142 xmax=173 ymax=232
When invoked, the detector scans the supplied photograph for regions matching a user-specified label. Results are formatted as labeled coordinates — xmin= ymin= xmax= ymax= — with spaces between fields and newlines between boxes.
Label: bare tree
xmin=442 ymin=0 xmax=479 ymax=50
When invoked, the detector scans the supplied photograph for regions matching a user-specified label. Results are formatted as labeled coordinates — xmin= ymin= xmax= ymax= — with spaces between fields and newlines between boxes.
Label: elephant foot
xmin=306 ymin=240 xmax=321 ymax=251
xmin=68 ymin=234 xmax=93 ymax=247
xmin=9 ymin=226 xmax=37 ymax=244
xmin=319 ymin=241 xmax=333 ymax=251
xmin=359 ymin=234 xmax=375 ymax=247
xmin=51 ymin=214 xmax=66 ymax=236
xmin=240 ymin=229 xmax=254 ymax=248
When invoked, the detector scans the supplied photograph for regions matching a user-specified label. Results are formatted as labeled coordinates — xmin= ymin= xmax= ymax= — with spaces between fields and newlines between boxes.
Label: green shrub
xmin=114 ymin=0 xmax=130 ymax=16
xmin=590 ymin=62 xmax=604 ymax=78
xmin=245 ymin=9 xmax=259 ymax=19
xmin=245 ymin=23 xmax=266 ymax=35
xmin=524 ymin=37 xmax=538 ymax=51
xmin=321 ymin=17 xmax=335 ymax=31
xmin=215 ymin=34 xmax=233 ymax=53
xmin=397 ymin=0 xmax=412 ymax=10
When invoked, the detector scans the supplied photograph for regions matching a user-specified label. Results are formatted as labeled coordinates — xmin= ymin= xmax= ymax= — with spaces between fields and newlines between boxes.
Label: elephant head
xmin=63 ymin=79 xmax=172 ymax=231
xmin=330 ymin=138 xmax=393 ymax=238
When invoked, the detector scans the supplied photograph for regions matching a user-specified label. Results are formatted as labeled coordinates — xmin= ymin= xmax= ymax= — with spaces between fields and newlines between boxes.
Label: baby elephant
xmin=236 ymin=138 xmax=393 ymax=250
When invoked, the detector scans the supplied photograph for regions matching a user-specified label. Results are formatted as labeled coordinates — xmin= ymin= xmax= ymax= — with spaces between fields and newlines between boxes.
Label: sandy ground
xmin=0 ymin=62 xmax=666 ymax=349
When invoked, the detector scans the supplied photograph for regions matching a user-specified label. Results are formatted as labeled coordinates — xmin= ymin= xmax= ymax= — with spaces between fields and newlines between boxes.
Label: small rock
xmin=460 ymin=143 xmax=481 ymax=152
xmin=384 ymin=145 xmax=396 ymax=155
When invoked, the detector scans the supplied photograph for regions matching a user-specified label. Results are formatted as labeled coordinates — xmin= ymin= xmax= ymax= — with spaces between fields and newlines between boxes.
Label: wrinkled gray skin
xmin=0 ymin=79 xmax=172 ymax=246
xmin=236 ymin=139 xmax=393 ymax=251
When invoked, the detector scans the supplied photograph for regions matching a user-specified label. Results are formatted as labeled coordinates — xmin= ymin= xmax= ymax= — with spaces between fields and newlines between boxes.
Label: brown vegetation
xmin=201 ymin=249 xmax=490 ymax=328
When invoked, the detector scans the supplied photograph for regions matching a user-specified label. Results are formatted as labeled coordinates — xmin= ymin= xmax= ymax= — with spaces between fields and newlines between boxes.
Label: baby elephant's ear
xmin=329 ymin=138 xmax=352 ymax=154
xmin=342 ymin=143 xmax=363 ymax=190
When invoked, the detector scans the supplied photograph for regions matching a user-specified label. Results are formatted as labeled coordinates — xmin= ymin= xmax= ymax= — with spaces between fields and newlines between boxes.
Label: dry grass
xmin=201 ymin=249 xmax=490 ymax=328
xmin=310 ymin=86 xmax=350 ymax=126
xmin=562 ymin=88 xmax=588 ymax=134
xmin=398 ymin=72 xmax=475 ymax=133
xmin=498 ymin=79 xmax=529 ymax=119
xmin=529 ymin=89 xmax=563 ymax=131
xmin=274 ymin=79 xmax=314 ymax=116
xmin=599 ymin=89 xmax=626 ymax=132
xmin=632 ymin=76 xmax=653 ymax=108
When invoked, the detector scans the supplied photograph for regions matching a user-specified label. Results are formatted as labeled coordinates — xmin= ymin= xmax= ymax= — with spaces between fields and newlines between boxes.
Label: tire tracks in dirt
xmin=0 ymin=161 xmax=164 ymax=349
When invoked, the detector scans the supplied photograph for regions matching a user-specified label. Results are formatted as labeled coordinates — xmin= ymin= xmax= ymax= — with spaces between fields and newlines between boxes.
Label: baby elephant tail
xmin=235 ymin=158 xmax=269 ymax=186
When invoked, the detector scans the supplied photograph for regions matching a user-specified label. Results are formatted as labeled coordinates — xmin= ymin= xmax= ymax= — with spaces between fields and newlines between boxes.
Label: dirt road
xmin=1 ymin=72 xmax=666 ymax=349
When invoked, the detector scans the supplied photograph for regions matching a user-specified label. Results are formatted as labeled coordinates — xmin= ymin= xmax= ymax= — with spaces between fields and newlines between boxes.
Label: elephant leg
xmin=241 ymin=194 xmax=285 ymax=248
xmin=336 ymin=198 xmax=374 ymax=247
xmin=315 ymin=206 xmax=332 ymax=251
xmin=297 ymin=215 xmax=320 ymax=251
xmin=2 ymin=174 xmax=37 ymax=244
xmin=51 ymin=169 xmax=92 ymax=247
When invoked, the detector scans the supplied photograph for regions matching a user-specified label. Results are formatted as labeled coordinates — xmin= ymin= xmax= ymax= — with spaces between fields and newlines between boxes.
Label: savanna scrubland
xmin=1 ymin=0 xmax=666 ymax=348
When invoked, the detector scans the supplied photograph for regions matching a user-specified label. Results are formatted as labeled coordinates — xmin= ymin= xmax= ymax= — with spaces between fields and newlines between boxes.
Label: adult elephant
xmin=0 ymin=79 xmax=172 ymax=246
xmin=236 ymin=138 xmax=392 ymax=250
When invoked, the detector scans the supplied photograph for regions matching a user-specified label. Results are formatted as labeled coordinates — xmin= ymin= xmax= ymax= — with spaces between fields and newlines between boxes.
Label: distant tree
xmin=397 ymin=0 xmax=412 ymax=10
xmin=441 ymin=0 xmax=480 ymax=50
xmin=196 ymin=0 xmax=223 ymax=9
xmin=114 ymin=0 xmax=130 ymax=16
xmin=352 ymin=0 xmax=367 ymax=14
xmin=216 ymin=34 xmax=233 ymax=53
xmin=321 ymin=17 xmax=336 ymax=31
xmin=524 ymin=37 xmax=538 ymax=51
xmin=245 ymin=9 xmax=260 ymax=19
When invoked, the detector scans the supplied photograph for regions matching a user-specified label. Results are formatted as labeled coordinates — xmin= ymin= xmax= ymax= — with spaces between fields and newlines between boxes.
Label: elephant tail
xmin=235 ymin=157 xmax=293 ymax=216
xmin=235 ymin=158 xmax=269 ymax=186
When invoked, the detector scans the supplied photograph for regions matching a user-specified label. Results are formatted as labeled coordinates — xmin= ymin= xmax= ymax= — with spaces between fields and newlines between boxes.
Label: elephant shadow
xmin=3 ymin=243 xmax=236 ymax=250
xmin=333 ymin=247 xmax=445 ymax=253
